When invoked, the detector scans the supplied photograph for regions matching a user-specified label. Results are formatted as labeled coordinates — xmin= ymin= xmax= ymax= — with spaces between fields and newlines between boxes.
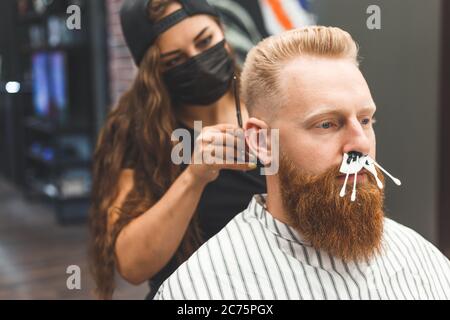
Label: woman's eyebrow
xmin=194 ymin=27 xmax=209 ymax=41
xmin=160 ymin=49 xmax=181 ymax=58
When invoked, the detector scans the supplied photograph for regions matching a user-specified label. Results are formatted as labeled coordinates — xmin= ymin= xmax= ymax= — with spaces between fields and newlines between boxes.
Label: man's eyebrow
xmin=303 ymin=105 xmax=340 ymax=122
xmin=359 ymin=104 xmax=377 ymax=114
xmin=303 ymin=103 xmax=377 ymax=122
xmin=160 ymin=27 xmax=209 ymax=58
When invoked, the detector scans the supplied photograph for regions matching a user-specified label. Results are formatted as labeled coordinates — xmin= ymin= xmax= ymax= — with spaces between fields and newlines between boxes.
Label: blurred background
xmin=0 ymin=0 xmax=448 ymax=299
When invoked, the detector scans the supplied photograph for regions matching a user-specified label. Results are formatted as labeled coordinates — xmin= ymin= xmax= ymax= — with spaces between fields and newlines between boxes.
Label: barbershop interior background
xmin=0 ymin=0 xmax=449 ymax=299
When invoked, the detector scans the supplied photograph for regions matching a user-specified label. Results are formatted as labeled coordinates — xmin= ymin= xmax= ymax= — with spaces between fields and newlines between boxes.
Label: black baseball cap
xmin=120 ymin=0 xmax=220 ymax=66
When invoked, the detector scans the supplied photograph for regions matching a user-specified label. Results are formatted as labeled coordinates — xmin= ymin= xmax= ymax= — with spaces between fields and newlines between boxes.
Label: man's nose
xmin=342 ymin=119 xmax=371 ymax=156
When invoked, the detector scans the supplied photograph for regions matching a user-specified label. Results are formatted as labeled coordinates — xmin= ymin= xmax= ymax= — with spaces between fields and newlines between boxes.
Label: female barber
xmin=89 ymin=0 xmax=266 ymax=299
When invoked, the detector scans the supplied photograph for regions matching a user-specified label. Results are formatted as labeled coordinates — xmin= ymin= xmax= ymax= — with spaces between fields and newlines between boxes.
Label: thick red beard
xmin=278 ymin=152 xmax=385 ymax=263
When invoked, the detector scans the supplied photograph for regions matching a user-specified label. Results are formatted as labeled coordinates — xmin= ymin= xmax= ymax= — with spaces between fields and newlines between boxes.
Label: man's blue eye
xmin=362 ymin=117 xmax=375 ymax=125
xmin=320 ymin=122 xmax=332 ymax=129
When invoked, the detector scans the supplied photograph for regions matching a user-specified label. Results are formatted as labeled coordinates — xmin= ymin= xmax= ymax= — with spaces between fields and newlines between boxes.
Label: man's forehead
xmin=284 ymin=58 xmax=364 ymax=88
xmin=279 ymin=56 xmax=373 ymax=116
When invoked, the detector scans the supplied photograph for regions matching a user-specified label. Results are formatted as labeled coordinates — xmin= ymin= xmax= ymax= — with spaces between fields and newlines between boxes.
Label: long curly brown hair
xmin=89 ymin=0 xmax=214 ymax=299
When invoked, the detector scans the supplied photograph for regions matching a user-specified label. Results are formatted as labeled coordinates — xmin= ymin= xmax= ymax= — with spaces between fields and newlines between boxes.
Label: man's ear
xmin=245 ymin=117 xmax=272 ymax=166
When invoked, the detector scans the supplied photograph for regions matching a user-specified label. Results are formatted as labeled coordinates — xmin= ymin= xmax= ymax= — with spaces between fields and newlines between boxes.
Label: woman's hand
xmin=187 ymin=123 xmax=257 ymax=185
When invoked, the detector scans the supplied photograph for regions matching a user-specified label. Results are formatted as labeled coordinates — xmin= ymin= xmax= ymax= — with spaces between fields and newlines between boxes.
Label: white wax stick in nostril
xmin=374 ymin=172 xmax=384 ymax=189
xmin=339 ymin=169 xmax=350 ymax=197
xmin=365 ymin=161 xmax=384 ymax=189
xmin=372 ymin=161 xmax=402 ymax=186
xmin=351 ymin=157 xmax=359 ymax=201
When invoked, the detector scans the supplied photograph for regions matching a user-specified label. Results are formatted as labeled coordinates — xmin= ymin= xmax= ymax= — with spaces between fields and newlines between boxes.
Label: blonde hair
xmin=241 ymin=26 xmax=359 ymax=119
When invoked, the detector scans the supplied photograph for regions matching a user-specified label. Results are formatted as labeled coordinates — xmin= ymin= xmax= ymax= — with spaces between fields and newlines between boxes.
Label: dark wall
xmin=0 ymin=0 xmax=19 ymax=81
xmin=0 ymin=0 xmax=20 ymax=182
xmin=312 ymin=0 xmax=442 ymax=244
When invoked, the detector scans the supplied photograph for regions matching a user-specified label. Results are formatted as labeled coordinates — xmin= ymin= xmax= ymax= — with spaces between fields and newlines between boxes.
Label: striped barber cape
xmin=154 ymin=194 xmax=450 ymax=300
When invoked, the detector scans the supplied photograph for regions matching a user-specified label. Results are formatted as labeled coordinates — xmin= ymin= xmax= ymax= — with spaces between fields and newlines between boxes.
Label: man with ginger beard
xmin=154 ymin=26 xmax=450 ymax=300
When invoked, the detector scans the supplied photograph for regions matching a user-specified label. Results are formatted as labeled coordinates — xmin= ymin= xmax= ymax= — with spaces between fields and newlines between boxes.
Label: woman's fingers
xmin=189 ymin=151 xmax=258 ymax=181
xmin=206 ymin=123 xmax=241 ymax=132
xmin=200 ymin=131 xmax=239 ymax=145
xmin=190 ymin=125 xmax=258 ymax=173
xmin=199 ymin=143 xmax=255 ymax=163
xmin=210 ymin=146 xmax=249 ymax=162
xmin=200 ymin=130 xmax=248 ymax=151
xmin=202 ymin=125 xmax=244 ymax=135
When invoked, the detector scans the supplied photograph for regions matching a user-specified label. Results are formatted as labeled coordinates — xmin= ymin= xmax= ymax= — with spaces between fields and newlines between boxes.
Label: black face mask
xmin=163 ymin=40 xmax=235 ymax=106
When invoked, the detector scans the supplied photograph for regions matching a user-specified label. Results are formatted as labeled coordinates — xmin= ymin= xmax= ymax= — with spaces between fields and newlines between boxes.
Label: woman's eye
xmin=165 ymin=57 xmax=181 ymax=68
xmin=197 ymin=36 xmax=212 ymax=48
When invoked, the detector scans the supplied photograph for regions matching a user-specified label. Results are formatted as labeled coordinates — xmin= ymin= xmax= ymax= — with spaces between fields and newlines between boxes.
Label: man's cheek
xmin=369 ymin=135 xmax=376 ymax=158
xmin=299 ymin=151 xmax=331 ymax=175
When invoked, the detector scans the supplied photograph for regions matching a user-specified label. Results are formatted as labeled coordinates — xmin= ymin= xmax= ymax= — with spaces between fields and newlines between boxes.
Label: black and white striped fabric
xmin=154 ymin=194 xmax=450 ymax=300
